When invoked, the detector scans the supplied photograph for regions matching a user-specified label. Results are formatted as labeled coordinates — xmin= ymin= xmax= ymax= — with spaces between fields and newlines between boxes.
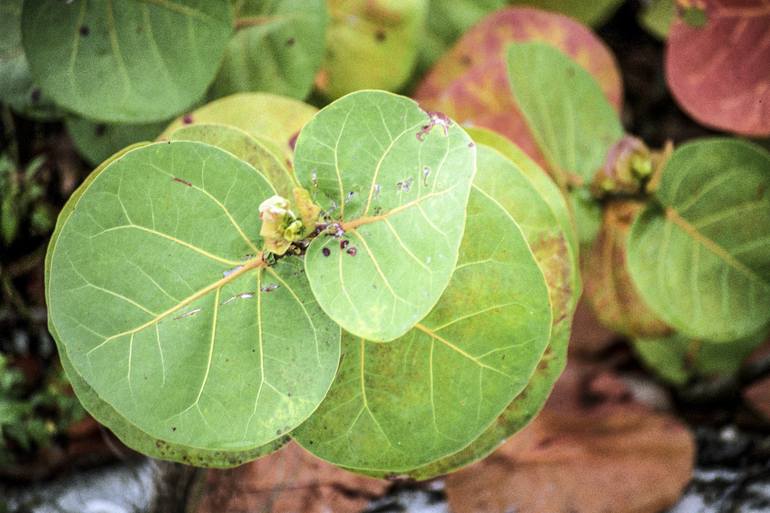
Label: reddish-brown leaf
xmin=665 ymin=0 xmax=770 ymax=136
xmin=583 ymin=200 xmax=672 ymax=338
xmin=195 ymin=443 xmax=388 ymax=513
xmin=446 ymin=360 xmax=695 ymax=513
xmin=414 ymin=7 xmax=623 ymax=167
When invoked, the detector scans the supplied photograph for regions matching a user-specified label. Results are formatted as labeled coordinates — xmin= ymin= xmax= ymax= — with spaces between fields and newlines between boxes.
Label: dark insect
xmin=346 ymin=247 xmax=357 ymax=257
xmin=340 ymin=239 xmax=349 ymax=249
xmin=260 ymin=284 xmax=279 ymax=293
xmin=172 ymin=177 xmax=192 ymax=187
xmin=322 ymin=247 xmax=331 ymax=257
xmin=422 ymin=166 xmax=431 ymax=186
xmin=182 ymin=113 xmax=194 ymax=125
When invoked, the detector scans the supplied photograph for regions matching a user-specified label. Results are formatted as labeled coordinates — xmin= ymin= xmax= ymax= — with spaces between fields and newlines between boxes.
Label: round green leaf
xmin=66 ymin=116 xmax=167 ymax=166
xmin=211 ymin=0 xmax=327 ymax=100
xmin=169 ymin=123 xmax=296 ymax=198
xmin=44 ymin=143 xmax=285 ymax=467
xmin=0 ymin=0 xmax=61 ymax=119
xmin=57 ymin=324 xmax=287 ymax=467
xmin=294 ymin=90 xmax=476 ymax=342
xmin=44 ymin=142 xmax=287 ymax=467
xmin=47 ymin=141 xmax=341 ymax=451
xmin=506 ymin=42 xmax=624 ymax=186
xmin=319 ymin=0 xmax=427 ymax=99
xmin=160 ymin=92 xmax=317 ymax=163
xmin=633 ymin=329 xmax=768 ymax=386
xmin=293 ymin=172 xmax=552 ymax=473
xmin=357 ymin=141 xmax=580 ymax=479
xmin=628 ymin=138 xmax=770 ymax=342
xmin=22 ymin=0 xmax=233 ymax=123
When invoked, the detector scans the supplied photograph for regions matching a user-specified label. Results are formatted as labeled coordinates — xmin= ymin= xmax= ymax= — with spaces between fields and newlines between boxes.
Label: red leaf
xmin=195 ymin=443 xmax=388 ymax=513
xmin=666 ymin=0 xmax=770 ymax=135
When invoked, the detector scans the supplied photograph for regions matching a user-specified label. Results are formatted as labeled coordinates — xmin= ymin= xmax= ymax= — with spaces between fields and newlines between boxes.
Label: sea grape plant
xmin=414 ymin=6 xmax=770 ymax=384
xmin=45 ymin=90 xmax=579 ymax=476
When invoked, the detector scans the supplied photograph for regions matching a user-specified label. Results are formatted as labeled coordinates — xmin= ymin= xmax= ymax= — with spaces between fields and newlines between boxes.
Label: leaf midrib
xmin=665 ymin=206 xmax=770 ymax=287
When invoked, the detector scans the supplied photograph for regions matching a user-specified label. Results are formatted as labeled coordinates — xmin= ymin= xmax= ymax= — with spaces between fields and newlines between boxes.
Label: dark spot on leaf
xmin=460 ymin=55 xmax=472 ymax=66
xmin=286 ymin=36 xmax=295 ymax=46
xmin=94 ymin=124 xmax=107 ymax=137
xmin=172 ymin=177 xmax=192 ymax=187
xmin=322 ymin=247 xmax=331 ymax=257
xmin=468 ymin=142 xmax=475 ymax=148
xmin=79 ymin=25 xmax=90 ymax=36
xmin=172 ymin=426 xmax=176 ymax=431
xmin=182 ymin=113 xmax=193 ymax=125
xmin=375 ymin=29 xmax=386 ymax=42
xmin=30 ymin=88 xmax=41 ymax=103
xmin=288 ymin=130 xmax=299 ymax=150
xmin=347 ymin=247 xmax=357 ymax=257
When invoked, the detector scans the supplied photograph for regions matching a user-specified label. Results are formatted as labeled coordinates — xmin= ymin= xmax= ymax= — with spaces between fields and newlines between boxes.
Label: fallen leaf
xmin=665 ymin=0 xmax=770 ymax=136
xmin=568 ymin=298 xmax=618 ymax=355
xmin=446 ymin=360 xmax=695 ymax=513
xmin=195 ymin=442 xmax=388 ymax=513
xmin=414 ymin=7 xmax=623 ymax=168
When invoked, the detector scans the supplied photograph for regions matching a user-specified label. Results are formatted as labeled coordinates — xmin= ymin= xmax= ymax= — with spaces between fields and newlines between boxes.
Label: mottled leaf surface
xmin=47 ymin=141 xmax=340 ymax=451
xmin=295 ymin=91 xmax=476 ymax=342
xmin=211 ymin=0 xmax=327 ymax=100
xmin=160 ymin=92 xmax=317 ymax=162
xmin=0 ymin=0 xmax=61 ymax=119
xmin=415 ymin=7 xmax=622 ymax=171
xmin=506 ymin=42 xmax=624 ymax=186
xmin=419 ymin=0 xmax=505 ymax=69
xmin=22 ymin=0 xmax=232 ymax=123
xmin=318 ymin=0 xmax=427 ymax=99
xmin=293 ymin=170 xmax=552 ymax=473
xmin=169 ymin=123 xmax=296 ymax=198
xmin=66 ymin=116 xmax=167 ymax=166
xmin=403 ymin=142 xmax=579 ymax=479
xmin=628 ymin=139 xmax=770 ymax=342
xmin=666 ymin=0 xmax=770 ymax=136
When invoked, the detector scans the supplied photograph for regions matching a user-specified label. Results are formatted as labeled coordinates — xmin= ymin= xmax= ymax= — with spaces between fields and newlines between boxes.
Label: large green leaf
xmin=294 ymin=90 xmax=476 ymax=342
xmin=169 ymin=123 xmax=296 ymax=198
xmin=159 ymin=92 xmax=317 ymax=163
xmin=211 ymin=0 xmax=327 ymax=100
xmin=47 ymin=141 xmax=341 ymax=452
xmin=293 ymin=169 xmax=552 ymax=473
xmin=58 ymin=344 xmax=287 ymax=467
xmin=66 ymin=116 xmax=168 ymax=166
xmin=319 ymin=0 xmax=427 ymax=99
xmin=21 ymin=0 xmax=232 ymax=123
xmin=633 ymin=329 xmax=768 ymax=386
xmin=506 ymin=42 xmax=624 ymax=186
xmin=361 ymin=140 xmax=579 ymax=479
xmin=43 ymin=151 xmax=286 ymax=467
xmin=0 ymin=0 xmax=61 ymax=119
xmin=628 ymin=139 xmax=770 ymax=342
